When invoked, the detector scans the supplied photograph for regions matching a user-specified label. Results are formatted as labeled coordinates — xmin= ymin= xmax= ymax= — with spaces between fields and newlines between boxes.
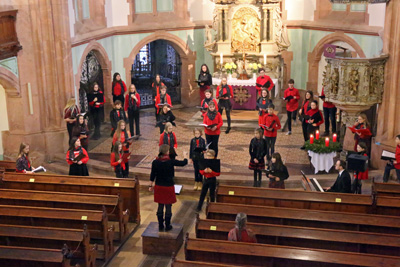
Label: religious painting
xmin=231 ymin=7 xmax=260 ymax=53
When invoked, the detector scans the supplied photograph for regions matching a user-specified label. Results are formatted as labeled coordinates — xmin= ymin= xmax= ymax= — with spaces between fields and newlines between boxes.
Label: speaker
xmin=347 ymin=154 xmax=368 ymax=172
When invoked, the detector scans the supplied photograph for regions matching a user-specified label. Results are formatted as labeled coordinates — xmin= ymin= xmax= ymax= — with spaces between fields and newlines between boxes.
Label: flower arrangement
xmin=224 ymin=62 xmax=237 ymax=74
xmin=304 ymin=138 xmax=342 ymax=154
xmin=248 ymin=63 xmax=262 ymax=74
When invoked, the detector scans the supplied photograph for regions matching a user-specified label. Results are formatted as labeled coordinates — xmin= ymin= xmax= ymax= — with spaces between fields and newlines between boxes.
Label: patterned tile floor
xmin=89 ymin=107 xmax=311 ymax=177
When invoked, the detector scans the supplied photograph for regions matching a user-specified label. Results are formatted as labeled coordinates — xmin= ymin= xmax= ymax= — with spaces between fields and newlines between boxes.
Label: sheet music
xmin=382 ymin=150 xmax=396 ymax=159
xmin=174 ymin=185 xmax=183 ymax=194
xmin=311 ymin=178 xmax=324 ymax=192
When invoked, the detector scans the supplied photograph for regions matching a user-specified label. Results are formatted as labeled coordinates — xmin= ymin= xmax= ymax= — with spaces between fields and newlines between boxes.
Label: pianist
xmin=325 ymin=160 xmax=351 ymax=193
xmin=383 ymin=135 xmax=400 ymax=183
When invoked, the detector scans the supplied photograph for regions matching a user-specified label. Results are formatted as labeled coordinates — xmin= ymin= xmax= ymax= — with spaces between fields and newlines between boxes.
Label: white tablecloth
xmin=212 ymin=77 xmax=279 ymax=97
xmin=308 ymin=151 xmax=336 ymax=174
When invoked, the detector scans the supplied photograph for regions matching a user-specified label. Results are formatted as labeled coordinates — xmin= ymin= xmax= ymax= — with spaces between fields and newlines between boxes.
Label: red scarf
xmin=157 ymin=155 xmax=170 ymax=162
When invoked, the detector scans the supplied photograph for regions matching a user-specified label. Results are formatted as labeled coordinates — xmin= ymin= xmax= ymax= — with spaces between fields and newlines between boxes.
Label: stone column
xmin=262 ymin=6 xmax=268 ymax=42
xmin=218 ymin=8 xmax=223 ymax=42
xmin=223 ymin=7 xmax=229 ymax=42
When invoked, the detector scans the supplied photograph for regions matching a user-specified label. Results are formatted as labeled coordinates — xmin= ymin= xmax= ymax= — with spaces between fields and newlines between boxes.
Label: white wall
xmin=285 ymin=0 xmax=316 ymax=21
xmin=0 ymin=85 xmax=9 ymax=156
xmin=368 ymin=3 xmax=386 ymax=28
xmin=105 ymin=0 xmax=129 ymax=27
xmin=68 ymin=0 xmax=76 ymax=38
xmin=187 ymin=0 xmax=214 ymax=22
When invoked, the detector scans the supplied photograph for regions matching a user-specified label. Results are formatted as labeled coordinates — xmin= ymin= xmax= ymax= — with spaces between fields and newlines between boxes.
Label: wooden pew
xmin=0 ymin=205 xmax=114 ymax=260
xmin=0 ymin=224 xmax=97 ymax=267
xmin=172 ymin=259 xmax=235 ymax=267
xmin=0 ymin=172 xmax=140 ymax=223
xmin=0 ymin=188 xmax=129 ymax=240
xmin=184 ymin=236 xmax=400 ymax=267
xmin=0 ymin=245 xmax=77 ymax=267
xmin=0 ymin=160 xmax=15 ymax=172
xmin=195 ymin=218 xmax=400 ymax=257
xmin=375 ymin=195 xmax=400 ymax=216
xmin=206 ymin=202 xmax=400 ymax=235
xmin=216 ymin=185 xmax=373 ymax=213
xmin=373 ymin=181 xmax=400 ymax=197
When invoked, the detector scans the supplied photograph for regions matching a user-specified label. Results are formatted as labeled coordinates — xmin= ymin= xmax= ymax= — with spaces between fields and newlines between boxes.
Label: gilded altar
xmin=204 ymin=0 xmax=290 ymax=81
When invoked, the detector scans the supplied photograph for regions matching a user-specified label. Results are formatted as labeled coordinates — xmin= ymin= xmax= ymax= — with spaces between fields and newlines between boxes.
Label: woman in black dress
xmin=266 ymin=152 xmax=289 ymax=189
xmin=149 ymin=145 xmax=188 ymax=231
xmin=66 ymin=137 xmax=89 ymax=176
xmin=87 ymin=83 xmax=105 ymax=140
xmin=198 ymin=64 xmax=212 ymax=101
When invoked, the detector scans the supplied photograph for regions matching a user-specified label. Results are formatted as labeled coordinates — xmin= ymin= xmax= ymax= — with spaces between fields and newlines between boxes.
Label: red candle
xmin=333 ymin=133 xmax=337 ymax=142
xmin=310 ymin=134 xmax=314 ymax=144
xmin=316 ymin=130 xmax=320 ymax=140
xmin=325 ymin=137 xmax=329 ymax=147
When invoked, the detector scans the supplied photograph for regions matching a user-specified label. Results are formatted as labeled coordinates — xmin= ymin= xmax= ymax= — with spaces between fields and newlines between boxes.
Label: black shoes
xmin=225 ymin=127 xmax=231 ymax=134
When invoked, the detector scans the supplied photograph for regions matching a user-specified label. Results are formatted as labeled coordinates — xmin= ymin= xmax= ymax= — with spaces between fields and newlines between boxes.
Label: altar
xmin=212 ymin=77 xmax=279 ymax=110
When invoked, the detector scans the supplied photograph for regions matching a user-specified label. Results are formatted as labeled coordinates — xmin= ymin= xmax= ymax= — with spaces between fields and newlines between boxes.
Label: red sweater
xmin=199 ymin=169 xmax=220 ymax=178
xmin=110 ymin=152 xmax=126 ymax=171
xmin=200 ymin=98 xmax=219 ymax=114
xmin=395 ymin=145 xmax=400 ymax=170
xmin=216 ymin=85 xmax=234 ymax=99
xmin=262 ymin=114 xmax=281 ymax=137
xmin=152 ymin=82 xmax=165 ymax=99
xmin=112 ymin=131 xmax=131 ymax=152
xmin=112 ymin=81 xmax=127 ymax=96
xmin=321 ymin=87 xmax=335 ymax=108
xmin=66 ymin=147 xmax=89 ymax=165
xmin=256 ymin=75 xmax=274 ymax=95
xmin=306 ymin=108 xmax=324 ymax=126
xmin=159 ymin=132 xmax=178 ymax=148
xmin=124 ymin=93 xmax=141 ymax=111
xmin=284 ymin=87 xmax=300 ymax=112
xmin=203 ymin=112 xmax=223 ymax=135
xmin=155 ymin=93 xmax=172 ymax=114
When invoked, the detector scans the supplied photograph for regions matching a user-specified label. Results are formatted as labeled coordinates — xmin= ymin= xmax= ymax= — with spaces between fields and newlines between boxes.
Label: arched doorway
xmin=131 ymin=40 xmax=182 ymax=107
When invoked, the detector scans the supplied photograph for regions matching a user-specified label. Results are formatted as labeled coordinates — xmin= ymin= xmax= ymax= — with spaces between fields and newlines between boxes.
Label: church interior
xmin=0 ymin=0 xmax=400 ymax=266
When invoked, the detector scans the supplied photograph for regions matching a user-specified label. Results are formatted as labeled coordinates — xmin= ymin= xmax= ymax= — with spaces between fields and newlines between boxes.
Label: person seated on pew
xmin=383 ymin=134 xmax=400 ymax=183
xmin=228 ymin=213 xmax=257 ymax=243
xmin=352 ymin=142 xmax=369 ymax=194
xmin=16 ymin=142 xmax=35 ymax=173
xmin=266 ymin=152 xmax=289 ymax=189
xmin=325 ymin=160 xmax=351 ymax=193
xmin=149 ymin=144 xmax=188 ymax=231
xmin=66 ymin=137 xmax=89 ymax=176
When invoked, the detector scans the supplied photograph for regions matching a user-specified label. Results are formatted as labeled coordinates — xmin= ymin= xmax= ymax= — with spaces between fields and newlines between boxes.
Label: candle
xmin=325 ymin=137 xmax=330 ymax=147
xmin=220 ymin=53 xmax=223 ymax=64
xmin=264 ymin=54 xmax=267 ymax=65
xmin=310 ymin=134 xmax=314 ymax=144
xmin=316 ymin=130 xmax=320 ymax=140
xmin=333 ymin=133 xmax=337 ymax=142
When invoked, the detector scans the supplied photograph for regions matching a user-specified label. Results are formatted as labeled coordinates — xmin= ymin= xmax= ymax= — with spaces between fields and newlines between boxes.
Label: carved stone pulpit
xmin=323 ymin=56 xmax=388 ymax=125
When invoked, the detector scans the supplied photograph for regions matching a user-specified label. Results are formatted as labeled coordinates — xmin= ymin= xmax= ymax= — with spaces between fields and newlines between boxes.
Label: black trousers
xmin=205 ymin=134 xmax=220 ymax=158
xmin=193 ymin=160 xmax=203 ymax=182
xmin=157 ymin=203 xmax=172 ymax=227
xmin=91 ymin=108 xmax=102 ymax=138
xmin=253 ymin=170 xmax=262 ymax=187
xmin=301 ymin=119 xmax=309 ymax=141
xmin=218 ymin=100 xmax=231 ymax=128
xmin=286 ymin=110 xmax=297 ymax=132
xmin=197 ymin=177 xmax=216 ymax=210
xmin=115 ymin=165 xmax=128 ymax=178
xmin=113 ymin=94 xmax=125 ymax=107
xmin=128 ymin=109 xmax=140 ymax=136
xmin=323 ymin=107 xmax=337 ymax=133
xmin=265 ymin=136 xmax=276 ymax=159
xmin=67 ymin=123 xmax=74 ymax=144
xmin=383 ymin=163 xmax=400 ymax=182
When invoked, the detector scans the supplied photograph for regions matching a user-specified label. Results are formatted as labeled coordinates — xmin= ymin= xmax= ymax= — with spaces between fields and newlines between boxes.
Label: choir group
xmin=13 ymin=66 xmax=400 ymax=232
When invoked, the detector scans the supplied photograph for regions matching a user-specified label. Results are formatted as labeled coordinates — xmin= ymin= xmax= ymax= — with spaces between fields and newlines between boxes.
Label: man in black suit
xmin=325 ymin=160 xmax=352 ymax=193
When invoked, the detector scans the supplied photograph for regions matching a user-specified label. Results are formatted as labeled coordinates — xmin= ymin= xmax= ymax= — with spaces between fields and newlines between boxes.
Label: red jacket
xmin=321 ymin=87 xmax=335 ymax=108
xmin=200 ymin=98 xmax=219 ymax=114
xmin=110 ymin=152 xmax=126 ymax=171
xmin=301 ymin=100 xmax=311 ymax=115
xmin=256 ymin=75 xmax=274 ymax=95
xmin=262 ymin=114 xmax=281 ymax=137
xmin=66 ymin=147 xmax=89 ymax=165
xmin=152 ymin=82 xmax=165 ymax=99
xmin=306 ymin=108 xmax=324 ymax=126
xmin=200 ymin=169 xmax=220 ymax=178
xmin=284 ymin=87 xmax=300 ymax=112
xmin=395 ymin=145 xmax=400 ymax=170
xmin=159 ymin=132 xmax=178 ymax=148
xmin=112 ymin=131 xmax=131 ymax=152
xmin=112 ymin=81 xmax=127 ymax=96
xmin=216 ymin=85 xmax=234 ymax=99
xmin=203 ymin=112 xmax=223 ymax=135
xmin=124 ymin=93 xmax=141 ymax=111
xmin=155 ymin=93 xmax=172 ymax=114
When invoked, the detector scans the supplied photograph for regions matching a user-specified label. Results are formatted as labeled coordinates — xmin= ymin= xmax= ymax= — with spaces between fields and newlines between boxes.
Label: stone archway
xmin=75 ymin=40 xmax=112 ymax=109
xmin=123 ymin=31 xmax=197 ymax=107
xmin=307 ymin=32 xmax=366 ymax=93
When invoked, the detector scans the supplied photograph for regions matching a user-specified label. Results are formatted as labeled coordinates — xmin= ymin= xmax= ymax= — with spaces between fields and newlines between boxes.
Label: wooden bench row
xmin=0 ymin=160 xmax=15 ymax=172
xmin=373 ymin=179 xmax=400 ymax=197
xmin=216 ymin=185 xmax=400 ymax=216
xmin=184 ymin=235 xmax=400 ymax=267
